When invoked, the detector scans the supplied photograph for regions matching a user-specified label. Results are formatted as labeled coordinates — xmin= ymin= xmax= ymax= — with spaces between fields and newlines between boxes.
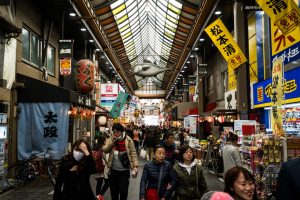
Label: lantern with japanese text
xmin=75 ymin=59 xmax=95 ymax=94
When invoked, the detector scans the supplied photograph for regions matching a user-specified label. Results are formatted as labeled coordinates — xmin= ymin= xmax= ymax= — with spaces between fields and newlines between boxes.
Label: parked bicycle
xmin=7 ymin=148 xmax=60 ymax=188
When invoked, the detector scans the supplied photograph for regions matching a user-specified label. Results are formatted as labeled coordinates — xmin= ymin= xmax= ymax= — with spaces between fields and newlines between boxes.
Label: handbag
xmin=146 ymin=188 xmax=159 ymax=200
xmin=140 ymin=148 xmax=147 ymax=159
xmin=118 ymin=151 xmax=130 ymax=168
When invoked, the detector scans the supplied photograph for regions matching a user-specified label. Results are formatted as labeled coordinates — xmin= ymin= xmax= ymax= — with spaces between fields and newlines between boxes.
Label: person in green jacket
xmin=173 ymin=145 xmax=208 ymax=200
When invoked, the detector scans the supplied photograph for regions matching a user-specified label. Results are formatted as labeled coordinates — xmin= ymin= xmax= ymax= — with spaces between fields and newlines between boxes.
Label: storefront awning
xmin=17 ymin=74 xmax=95 ymax=109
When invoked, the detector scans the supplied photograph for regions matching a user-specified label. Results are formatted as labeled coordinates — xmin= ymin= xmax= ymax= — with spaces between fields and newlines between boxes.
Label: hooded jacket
xmin=173 ymin=161 xmax=208 ymax=200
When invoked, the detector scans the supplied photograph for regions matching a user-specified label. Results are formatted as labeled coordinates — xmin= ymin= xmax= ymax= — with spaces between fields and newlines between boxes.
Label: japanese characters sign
xmin=270 ymin=57 xmax=285 ymax=136
xmin=60 ymin=58 xmax=72 ymax=76
xmin=109 ymin=91 xmax=129 ymax=119
xmin=205 ymin=19 xmax=247 ymax=70
xmin=58 ymin=40 xmax=74 ymax=76
xmin=256 ymin=0 xmax=300 ymax=34
xmin=100 ymin=83 xmax=119 ymax=111
xmin=271 ymin=0 xmax=300 ymax=65
xmin=17 ymin=103 xmax=69 ymax=160
xmin=253 ymin=63 xmax=300 ymax=108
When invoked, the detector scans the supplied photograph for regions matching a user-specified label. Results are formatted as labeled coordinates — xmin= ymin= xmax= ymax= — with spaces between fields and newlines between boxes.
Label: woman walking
xmin=173 ymin=145 xmax=208 ymax=200
xmin=140 ymin=145 xmax=175 ymax=200
xmin=53 ymin=139 xmax=96 ymax=200
xmin=224 ymin=166 xmax=258 ymax=200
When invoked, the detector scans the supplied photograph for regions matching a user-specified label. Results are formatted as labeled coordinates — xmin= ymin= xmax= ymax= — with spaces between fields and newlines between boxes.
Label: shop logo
xmin=257 ymin=86 xmax=264 ymax=102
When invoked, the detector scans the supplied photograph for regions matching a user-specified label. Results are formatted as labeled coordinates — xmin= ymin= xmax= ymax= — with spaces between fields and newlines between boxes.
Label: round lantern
xmin=98 ymin=116 xmax=107 ymax=125
xmin=75 ymin=59 xmax=95 ymax=94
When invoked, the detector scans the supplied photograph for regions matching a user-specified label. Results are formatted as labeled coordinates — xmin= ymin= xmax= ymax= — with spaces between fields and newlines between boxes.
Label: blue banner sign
xmin=18 ymin=103 xmax=69 ymax=160
xmin=109 ymin=91 xmax=129 ymax=119
xmin=253 ymin=67 xmax=300 ymax=108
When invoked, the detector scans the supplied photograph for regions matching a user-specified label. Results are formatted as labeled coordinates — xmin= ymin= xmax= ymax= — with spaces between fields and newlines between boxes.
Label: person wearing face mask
xmin=140 ymin=145 xmax=175 ymax=200
xmin=53 ymin=139 xmax=96 ymax=200
xmin=224 ymin=166 xmax=258 ymax=200
xmin=102 ymin=123 xmax=139 ymax=200
xmin=173 ymin=145 xmax=208 ymax=200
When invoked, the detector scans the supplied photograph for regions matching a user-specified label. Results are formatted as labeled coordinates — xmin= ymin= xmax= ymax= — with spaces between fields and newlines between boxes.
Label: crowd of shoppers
xmin=52 ymin=124 xmax=300 ymax=200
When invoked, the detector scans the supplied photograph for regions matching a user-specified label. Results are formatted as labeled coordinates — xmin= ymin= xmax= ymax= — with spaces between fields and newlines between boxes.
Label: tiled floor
xmin=0 ymin=159 xmax=224 ymax=200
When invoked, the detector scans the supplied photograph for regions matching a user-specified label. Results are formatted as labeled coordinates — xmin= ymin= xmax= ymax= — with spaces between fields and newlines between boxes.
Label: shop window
xmin=22 ymin=27 xmax=56 ymax=75
xmin=46 ymin=45 xmax=55 ymax=75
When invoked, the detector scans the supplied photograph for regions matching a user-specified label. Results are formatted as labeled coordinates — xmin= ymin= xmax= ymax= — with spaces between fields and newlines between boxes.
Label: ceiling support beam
xmin=70 ymin=0 xmax=134 ymax=93
xmin=165 ymin=0 xmax=219 ymax=98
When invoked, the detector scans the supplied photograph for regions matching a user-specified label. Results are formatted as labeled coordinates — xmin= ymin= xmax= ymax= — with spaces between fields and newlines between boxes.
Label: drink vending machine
xmin=0 ymin=113 xmax=8 ymax=192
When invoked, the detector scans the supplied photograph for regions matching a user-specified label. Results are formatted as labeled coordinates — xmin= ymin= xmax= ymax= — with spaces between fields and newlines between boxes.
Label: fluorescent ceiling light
xmin=194 ymin=47 xmax=199 ymax=51
xmin=187 ymin=61 xmax=190 ymax=63
xmin=190 ymin=54 xmax=194 ymax=58
xmin=95 ymin=48 xmax=100 ymax=51
xmin=80 ymin=28 xmax=86 ymax=31
xmin=69 ymin=12 xmax=76 ymax=17
xmin=215 ymin=11 xmax=222 ymax=15
xmin=89 ymin=39 xmax=94 ymax=42
xmin=199 ymin=38 xmax=205 ymax=42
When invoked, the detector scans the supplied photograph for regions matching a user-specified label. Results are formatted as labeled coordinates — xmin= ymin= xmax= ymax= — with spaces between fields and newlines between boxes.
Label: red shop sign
xmin=242 ymin=125 xmax=255 ymax=135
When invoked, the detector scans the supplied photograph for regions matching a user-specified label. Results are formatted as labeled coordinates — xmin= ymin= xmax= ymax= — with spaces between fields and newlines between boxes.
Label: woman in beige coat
xmin=102 ymin=123 xmax=138 ymax=200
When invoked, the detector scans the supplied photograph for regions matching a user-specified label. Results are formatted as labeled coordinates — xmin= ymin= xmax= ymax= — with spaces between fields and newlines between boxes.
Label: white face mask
xmin=73 ymin=150 xmax=84 ymax=161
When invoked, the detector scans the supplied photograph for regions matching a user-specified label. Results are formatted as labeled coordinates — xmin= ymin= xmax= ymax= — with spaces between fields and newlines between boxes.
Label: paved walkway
xmin=0 ymin=159 xmax=224 ymax=200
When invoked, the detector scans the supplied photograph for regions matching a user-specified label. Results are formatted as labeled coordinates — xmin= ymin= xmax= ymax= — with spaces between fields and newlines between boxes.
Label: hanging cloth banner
xmin=109 ymin=91 xmax=129 ymax=119
xmin=256 ymin=0 xmax=300 ymax=34
xmin=204 ymin=18 xmax=247 ymax=70
xmin=18 ymin=103 xmax=70 ymax=160
xmin=271 ymin=57 xmax=285 ymax=137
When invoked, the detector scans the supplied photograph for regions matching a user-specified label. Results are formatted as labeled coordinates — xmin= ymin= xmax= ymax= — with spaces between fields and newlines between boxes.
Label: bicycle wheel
xmin=47 ymin=160 xmax=59 ymax=186
xmin=7 ymin=164 xmax=25 ymax=188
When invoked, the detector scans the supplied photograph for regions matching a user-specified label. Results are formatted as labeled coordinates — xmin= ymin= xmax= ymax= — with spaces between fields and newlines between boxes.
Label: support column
xmin=182 ymin=77 xmax=188 ymax=102
xmin=234 ymin=1 xmax=250 ymax=120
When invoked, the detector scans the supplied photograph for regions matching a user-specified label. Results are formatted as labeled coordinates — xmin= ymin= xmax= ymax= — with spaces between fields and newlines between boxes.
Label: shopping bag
xmin=140 ymin=149 xmax=147 ymax=159
xmin=146 ymin=188 xmax=159 ymax=200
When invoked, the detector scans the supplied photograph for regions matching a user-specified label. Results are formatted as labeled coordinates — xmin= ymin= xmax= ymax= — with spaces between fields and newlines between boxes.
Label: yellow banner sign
xmin=205 ymin=19 xmax=247 ymax=70
xmin=271 ymin=57 xmax=285 ymax=137
xmin=271 ymin=0 xmax=300 ymax=56
xmin=256 ymin=0 xmax=300 ymax=34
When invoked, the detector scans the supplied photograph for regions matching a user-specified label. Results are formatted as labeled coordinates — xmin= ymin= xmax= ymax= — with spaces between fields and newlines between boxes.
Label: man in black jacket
xmin=276 ymin=157 xmax=300 ymax=200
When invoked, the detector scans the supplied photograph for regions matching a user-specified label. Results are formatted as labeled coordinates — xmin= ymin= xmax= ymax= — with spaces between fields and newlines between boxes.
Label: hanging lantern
xmin=75 ymin=59 xmax=95 ymax=94
xmin=98 ymin=116 xmax=107 ymax=125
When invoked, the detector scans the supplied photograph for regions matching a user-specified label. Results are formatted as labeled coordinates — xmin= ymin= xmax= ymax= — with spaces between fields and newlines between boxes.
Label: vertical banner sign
xmin=205 ymin=19 xmax=247 ymax=70
xmin=256 ymin=0 xmax=300 ymax=34
xmin=58 ymin=40 xmax=74 ymax=76
xmin=271 ymin=57 xmax=285 ymax=137
xmin=109 ymin=91 xmax=129 ymax=119
xmin=17 ymin=103 xmax=69 ymax=160
xmin=60 ymin=58 xmax=72 ymax=75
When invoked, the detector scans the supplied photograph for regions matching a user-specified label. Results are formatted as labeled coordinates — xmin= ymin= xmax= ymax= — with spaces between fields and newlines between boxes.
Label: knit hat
xmin=201 ymin=191 xmax=234 ymax=200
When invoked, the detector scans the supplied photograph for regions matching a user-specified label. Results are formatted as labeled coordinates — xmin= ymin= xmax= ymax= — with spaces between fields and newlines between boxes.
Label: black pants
xmin=96 ymin=177 xmax=110 ymax=196
xmin=110 ymin=169 xmax=130 ymax=200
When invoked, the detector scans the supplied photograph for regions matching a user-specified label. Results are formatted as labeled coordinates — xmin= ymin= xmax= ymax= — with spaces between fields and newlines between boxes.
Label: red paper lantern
xmin=75 ymin=59 xmax=95 ymax=94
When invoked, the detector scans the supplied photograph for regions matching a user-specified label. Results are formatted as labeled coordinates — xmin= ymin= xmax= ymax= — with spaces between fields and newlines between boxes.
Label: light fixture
xmin=184 ymin=66 xmax=188 ymax=69
xmin=199 ymin=38 xmax=205 ymax=42
xmin=194 ymin=47 xmax=199 ymax=51
xmin=181 ymin=70 xmax=185 ymax=73
xmin=89 ymin=39 xmax=94 ymax=42
xmin=215 ymin=11 xmax=222 ymax=15
xmin=80 ymin=28 xmax=86 ymax=31
xmin=190 ymin=54 xmax=194 ymax=58
xmin=100 ymin=55 xmax=105 ymax=58
xmin=187 ymin=60 xmax=190 ymax=63
xmin=105 ymin=61 xmax=109 ymax=64
xmin=95 ymin=48 xmax=100 ymax=51
xmin=69 ymin=12 xmax=76 ymax=17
